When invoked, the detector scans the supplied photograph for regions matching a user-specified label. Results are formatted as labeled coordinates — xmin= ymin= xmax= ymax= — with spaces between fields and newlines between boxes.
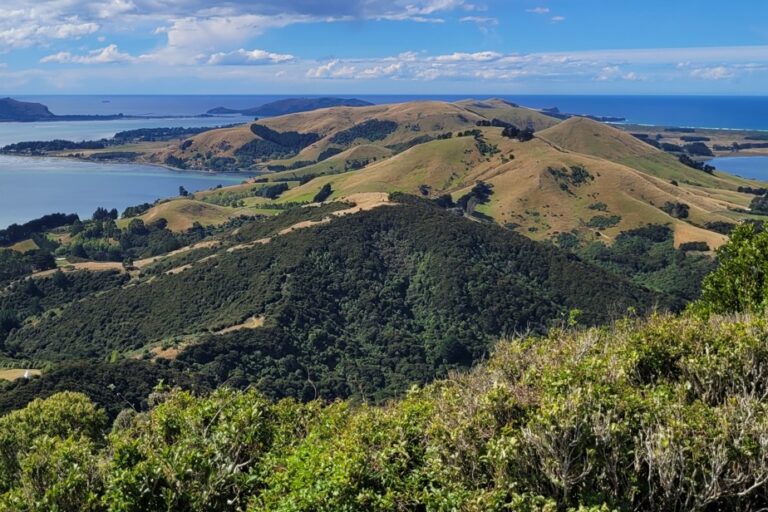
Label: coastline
xmin=0 ymin=153 xmax=257 ymax=178
xmin=0 ymin=114 xmax=230 ymax=123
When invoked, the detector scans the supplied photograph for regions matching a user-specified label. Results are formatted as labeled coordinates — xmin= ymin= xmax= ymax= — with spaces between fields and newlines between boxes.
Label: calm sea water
xmin=0 ymin=156 xmax=248 ymax=229
xmin=14 ymin=94 xmax=768 ymax=131
xmin=709 ymin=156 xmax=768 ymax=181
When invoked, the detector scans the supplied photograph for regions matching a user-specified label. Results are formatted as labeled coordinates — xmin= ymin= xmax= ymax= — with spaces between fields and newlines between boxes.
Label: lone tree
xmin=312 ymin=184 xmax=333 ymax=203
xmin=92 ymin=207 xmax=112 ymax=221
xmin=517 ymin=127 xmax=535 ymax=142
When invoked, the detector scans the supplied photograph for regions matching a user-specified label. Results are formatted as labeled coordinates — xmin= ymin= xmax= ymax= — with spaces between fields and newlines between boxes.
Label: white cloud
xmin=40 ymin=44 xmax=134 ymax=64
xmin=359 ymin=62 xmax=404 ymax=79
xmin=596 ymin=66 xmax=642 ymax=81
xmin=0 ymin=0 xmax=472 ymax=56
xmin=690 ymin=66 xmax=734 ymax=80
xmin=207 ymin=48 xmax=295 ymax=65
xmin=596 ymin=66 xmax=621 ymax=81
xmin=306 ymin=59 xmax=356 ymax=79
xmin=551 ymin=16 xmax=566 ymax=23
xmin=416 ymin=67 xmax=459 ymax=80
xmin=395 ymin=51 xmax=420 ymax=62
xmin=623 ymin=71 xmax=641 ymax=81
xmin=371 ymin=0 xmax=471 ymax=21
xmin=434 ymin=51 xmax=502 ymax=62
xmin=95 ymin=0 xmax=137 ymax=19
xmin=526 ymin=7 xmax=550 ymax=14
xmin=459 ymin=16 xmax=498 ymax=26
xmin=300 ymin=45 xmax=768 ymax=85
xmin=142 ymin=14 xmax=306 ymax=65
xmin=0 ymin=15 xmax=99 ymax=49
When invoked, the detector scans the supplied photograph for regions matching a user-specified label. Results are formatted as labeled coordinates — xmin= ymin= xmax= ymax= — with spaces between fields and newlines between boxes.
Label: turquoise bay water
xmin=709 ymin=156 xmax=768 ymax=181
xmin=0 ymin=156 xmax=249 ymax=229
xmin=0 ymin=116 xmax=250 ymax=229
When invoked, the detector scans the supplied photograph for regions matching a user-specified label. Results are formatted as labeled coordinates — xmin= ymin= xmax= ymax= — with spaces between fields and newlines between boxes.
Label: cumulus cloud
xmin=0 ymin=0 xmax=473 ymax=51
xmin=300 ymin=45 xmax=768 ymax=84
xmin=434 ymin=51 xmax=502 ymax=62
xmin=596 ymin=66 xmax=642 ymax=82
xmin=551 ymin=16 xmax=566 ymax=22
xmin=40 ymin=44 xmax=134 ymax=64
xmin=0 ymin=0 xmax=477 ymax=66
xmin=140 ymin=14 xmax=307 ymax=65
xmin=207 ymin=48 xmax=295 ymax=66
xmin=306 ymin=59 xmax=356 ymax=79
xmin=0 ymin=17 xmax=98 ymax=49
xmin=690 ymin=66 xmax=734 ymax=80
xmin=526 ymin=7 xmax=550 ymax=14
xmin=359 ymin=62 xmax=404 ymax=79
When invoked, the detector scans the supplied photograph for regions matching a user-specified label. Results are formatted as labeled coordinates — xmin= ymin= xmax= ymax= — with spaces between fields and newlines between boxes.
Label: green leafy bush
xmin=4 ymin=310 xmax=768 ymax=509
xmin=330 ymin=120 xmax=398 ymax=145
xmin=696 ymin=222 xmax=768 ymax=314
xmin=586 ymin=215 xmax=621 ymax=229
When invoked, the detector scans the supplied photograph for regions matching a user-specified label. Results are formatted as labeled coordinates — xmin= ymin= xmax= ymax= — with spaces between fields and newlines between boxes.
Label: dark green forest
xmin=0 ymin=198 xmax=664 ymax=413
xmin=0 ymin=226 xmax=767 ymax=510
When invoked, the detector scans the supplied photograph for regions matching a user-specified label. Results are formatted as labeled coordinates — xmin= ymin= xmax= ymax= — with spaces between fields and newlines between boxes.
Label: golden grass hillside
xmin=281 ymin=122 xmax=763 ymax=248
xmin=153 ymin=100 xmax=558 ymax=169
xmin=454 ymin=98 xmax=560 ymax=131
xmin=141 ymin=103 xmax=768 ymax=249
xmin=128 ymin=199 xmax=244 ymax=232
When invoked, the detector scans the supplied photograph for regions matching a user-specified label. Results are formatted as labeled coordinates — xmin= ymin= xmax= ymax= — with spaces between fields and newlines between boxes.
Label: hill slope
xmin=269 ymin=115 xmax=761 ymax=249
xmin=454 ymin=98 xmax=560 ymax=131
xmin=129 ymin=199 xmax=244 ymax=232
xmin=5 ymin=197 xmax=664 ymax=401
xmin=150 ymin=99 xmax=547 ymax=171
xmin=538 ymin=116 xmax=657 ymax=159
xmin=64 ymin=100 xmax=768 ymax=250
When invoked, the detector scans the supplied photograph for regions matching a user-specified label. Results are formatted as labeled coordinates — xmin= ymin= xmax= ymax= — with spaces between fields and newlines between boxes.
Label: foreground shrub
xmin=4 ymin=312 xmax=768 ymax=509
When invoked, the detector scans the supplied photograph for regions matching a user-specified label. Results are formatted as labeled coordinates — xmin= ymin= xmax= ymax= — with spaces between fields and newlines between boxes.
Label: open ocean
xmin=13 ymin=95 xmax=768 ymax=132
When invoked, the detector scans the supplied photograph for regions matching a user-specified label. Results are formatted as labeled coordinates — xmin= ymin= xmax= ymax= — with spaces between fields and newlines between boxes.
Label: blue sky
xmin=1 ymin=0 xmax=767 ymax=94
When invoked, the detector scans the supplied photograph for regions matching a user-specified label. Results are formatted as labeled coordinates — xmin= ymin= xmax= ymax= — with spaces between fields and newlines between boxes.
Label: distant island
xmin=0 ymin=97 xmax=130 ymax=122
xmin=206 ymin=97 xmax=373 ymax=117
xmin=540 ymin=106 xmax=626 ymax=123
xmin=0 ymin=97 xmax=216 ymax=122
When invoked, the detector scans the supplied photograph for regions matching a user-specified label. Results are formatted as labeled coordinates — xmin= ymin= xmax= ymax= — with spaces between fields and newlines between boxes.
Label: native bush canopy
xmin=3 ymin=308 xmax=768 ymax=510
xmin=3 ymin=199 xmax=663 ymax=404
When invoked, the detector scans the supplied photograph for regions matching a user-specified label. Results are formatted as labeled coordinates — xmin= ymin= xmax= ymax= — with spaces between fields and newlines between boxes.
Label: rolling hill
xmin=123 ymin=100 xmax=766 ymax=252
xmin=149 ymin=100 xmax=512 ymax=171
xmin=126 ymin=199 xmax=244 ymax=232
xmin=454 ymin=98 xmax=560 ymax=131
xmin=275 ymin=118 xmax=754 ymax=248
xmin=3 ymin=197 xmax=664 ymax=403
